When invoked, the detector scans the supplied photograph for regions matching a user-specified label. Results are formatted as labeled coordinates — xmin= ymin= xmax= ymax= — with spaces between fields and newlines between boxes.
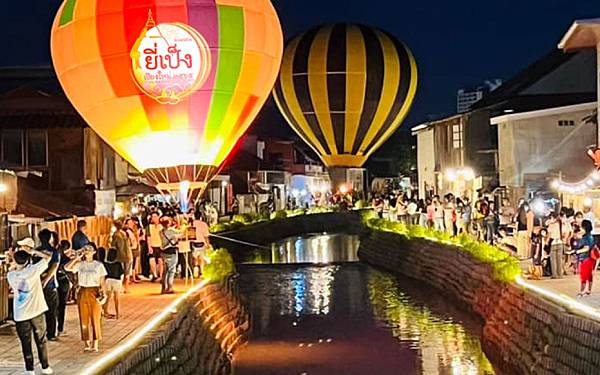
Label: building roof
xmin=490 ymin=101 xmax=596 ymax=124
xmin=471 ymin=49 xmax=594 ymax=111
xmin=559 ymin=18 xmax=600 ymax=51
xmin=0 ymin=67 xmax=87 ymax=128
xmin=411 ymin=114 xmax=462 ymax=135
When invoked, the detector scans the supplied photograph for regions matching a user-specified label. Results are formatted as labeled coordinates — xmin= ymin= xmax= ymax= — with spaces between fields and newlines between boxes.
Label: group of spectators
xmin=372 ymin=192 xmax=501 ymax=242
xmin=5 ymin=207 xmax=212 ymax=374
xmin=372 ymin=191 xmax=600 ymax=296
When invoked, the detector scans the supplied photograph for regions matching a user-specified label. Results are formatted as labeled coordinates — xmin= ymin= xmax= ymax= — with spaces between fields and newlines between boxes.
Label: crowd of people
xmin=5 ymin=206 xmax=212 ymax=374
xmin=372 ymin=191 xmax=600 ymax=296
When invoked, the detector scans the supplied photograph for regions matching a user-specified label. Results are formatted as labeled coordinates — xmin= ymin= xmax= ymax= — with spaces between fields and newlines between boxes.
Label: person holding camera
xmin=65 ymin=245 xmax=107 ymax=352
xmin=7 ymin=247 xmax=55 ymax=374
xmin=160 ymin=216 xmax=183 ymax=294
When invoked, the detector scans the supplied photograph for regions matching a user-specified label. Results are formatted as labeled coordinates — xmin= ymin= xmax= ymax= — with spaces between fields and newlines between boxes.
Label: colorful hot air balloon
xmin=273 ymin=24 xmax=418 ymax=168
xmin=51 ymin=0 xmax=283 ymax=198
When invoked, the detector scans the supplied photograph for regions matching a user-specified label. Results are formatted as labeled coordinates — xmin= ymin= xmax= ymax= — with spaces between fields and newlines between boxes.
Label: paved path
xmin=518 ymin=258 xmax=600 ymax=310
xmin=527 ymin=274 xmax=600 ymax=308
xmin=0 ymin=279 xmax=197 ymax=375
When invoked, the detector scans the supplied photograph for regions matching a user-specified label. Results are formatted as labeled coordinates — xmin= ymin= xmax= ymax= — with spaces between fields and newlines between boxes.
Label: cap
xmin=17 ymin=237 xmax=35 ymax=248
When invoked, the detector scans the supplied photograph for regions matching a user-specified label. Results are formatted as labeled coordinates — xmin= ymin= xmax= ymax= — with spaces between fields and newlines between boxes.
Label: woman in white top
xmin=65 ymin=245 xmax=107 ymax=352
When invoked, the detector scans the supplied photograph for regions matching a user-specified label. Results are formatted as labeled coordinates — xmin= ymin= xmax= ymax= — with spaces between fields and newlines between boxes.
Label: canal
xmin=231 ymin=233 xmax=495 ymax=375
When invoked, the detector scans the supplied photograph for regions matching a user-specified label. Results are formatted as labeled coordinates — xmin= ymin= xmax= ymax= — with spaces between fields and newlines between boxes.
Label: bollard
xmin=550 ymin=241 xmax=563 ymax=279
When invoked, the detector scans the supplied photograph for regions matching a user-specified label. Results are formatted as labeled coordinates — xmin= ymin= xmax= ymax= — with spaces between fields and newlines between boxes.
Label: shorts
xmin=149 ymin=246 xmax=162 ymax=260
xmin=106 ymin=278 xmax=123 ymax=293
xmin=122 ymin=261 xmax=133 ymax=276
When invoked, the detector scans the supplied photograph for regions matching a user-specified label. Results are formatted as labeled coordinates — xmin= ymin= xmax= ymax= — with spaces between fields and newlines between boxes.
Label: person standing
xmin=443 ymin=195 xmax=455 ymax=236
xmin=576 ymin=220 xmax=596 ymax=297
xmin=516 ymin=201 xmax=531 ymax=259
xmin=111 ymin=220 xmax=132 ymax=293
xmin=102 ymin=248 xmax=124 ymax=319
xmin=71 ymin=220 xmax=90 ymax=251
xmin=65 ymin=245 xmax=107 ymax=352
xmin=36 ymin=229 xmax=60 ymax=341
xmin=498 ymin=198 xmax=515 ymax=231
xmin=160 ymin=216 xmax=183 ymax=294
xmin=432 ymin=196 xmax=445 ymax=232
xmin=146 ymin=212 xmax=163 ymax=282
xmin=407 ymin=199 xmax=418 ymax=226
xmin=124 ymin=218 xmax=141 ymax=283
xmin=8 ymin=249 xmax=55 ymax=375
xmin=56 ymin=240 xmax=73 ymax=336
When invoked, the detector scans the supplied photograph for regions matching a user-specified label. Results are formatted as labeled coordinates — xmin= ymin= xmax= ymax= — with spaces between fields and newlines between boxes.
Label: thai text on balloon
xmin=51 ymin=0 xmax=283 ymax=201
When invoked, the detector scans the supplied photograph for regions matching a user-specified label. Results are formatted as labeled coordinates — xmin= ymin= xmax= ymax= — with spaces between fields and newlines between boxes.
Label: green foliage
xmin=286 ymin=208 xmax=306 ymax=217
xmin=270 ymin=210 xmax=288 ymax=220
xmin=354 ymin=199 xmax=367 ymax=209
xmin=202 ymin=248 xmax=235 ymax=282
xmin=361 ymin=211 xmax=521 ymax=283
xmin=232 ymin=213 xmax=254 ymax=224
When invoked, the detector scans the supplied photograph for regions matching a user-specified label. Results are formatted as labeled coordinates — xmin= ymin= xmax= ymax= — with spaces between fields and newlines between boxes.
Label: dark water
xmin=232 ymin=233 xmax=494 ymax=375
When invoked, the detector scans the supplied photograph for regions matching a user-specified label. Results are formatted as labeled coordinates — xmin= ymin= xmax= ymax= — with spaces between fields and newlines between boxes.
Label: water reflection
xmin=367 ymin=270 xmax=494 ymax=374
xmin=234 ymin=233 xmax=360 ymax=264
xmin=234 ymin=235 xmax=495 ymax=375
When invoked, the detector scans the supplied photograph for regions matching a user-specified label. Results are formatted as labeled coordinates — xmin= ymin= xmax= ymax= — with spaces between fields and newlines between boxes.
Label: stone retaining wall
xmin=359 ymin=230 xmax=600 ymax=375
xmin=103 ymin=276 xmax=249 ymax=375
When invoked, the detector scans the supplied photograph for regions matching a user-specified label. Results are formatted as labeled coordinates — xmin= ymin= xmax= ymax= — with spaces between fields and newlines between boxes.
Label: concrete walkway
xmin=0 ymin=279 xmax=197 ymax=375
xmin=527 ymin=274 xmax=600 ymax=308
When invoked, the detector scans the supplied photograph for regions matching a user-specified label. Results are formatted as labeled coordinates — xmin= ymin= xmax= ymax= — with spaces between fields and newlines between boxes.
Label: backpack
xmin=591 ymin=245 xmax=600 ymax=261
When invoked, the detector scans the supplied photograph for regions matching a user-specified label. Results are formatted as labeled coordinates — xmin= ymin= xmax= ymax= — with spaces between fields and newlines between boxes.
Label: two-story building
xmin=0 ymin=67 xmax=130 ymax=217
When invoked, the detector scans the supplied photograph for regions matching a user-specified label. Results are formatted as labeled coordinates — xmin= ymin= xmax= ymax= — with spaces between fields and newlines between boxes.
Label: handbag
xmin=590 ymin=245 xmax=600 ymax=261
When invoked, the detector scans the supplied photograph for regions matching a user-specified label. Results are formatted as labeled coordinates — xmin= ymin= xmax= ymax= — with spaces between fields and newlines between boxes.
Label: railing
xmin=0 ymin=261 xmax=9 ymax=323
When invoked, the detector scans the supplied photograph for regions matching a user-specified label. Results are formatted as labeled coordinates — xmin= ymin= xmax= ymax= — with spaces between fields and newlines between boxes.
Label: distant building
xmin=456 ymin=80 xmax=502 ymax=113
xmin=414 ymin=49 xmax=597 ymax=200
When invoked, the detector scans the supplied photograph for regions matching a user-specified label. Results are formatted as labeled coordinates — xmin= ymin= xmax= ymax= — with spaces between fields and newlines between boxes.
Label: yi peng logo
xmin=131 ymin=11 xmax=211 ymax=104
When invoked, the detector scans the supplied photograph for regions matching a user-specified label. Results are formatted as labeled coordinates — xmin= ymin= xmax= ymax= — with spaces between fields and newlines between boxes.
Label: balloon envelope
xmin=51 ymin=0 xmax=283 ymax=185
xmin=273 ymin=24 xmax=417 ymax=168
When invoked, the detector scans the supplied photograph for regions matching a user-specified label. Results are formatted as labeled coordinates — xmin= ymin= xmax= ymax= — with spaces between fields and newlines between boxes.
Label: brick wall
xmin=359 ymin=230 xmax=600 ymax=375
xmin=103 ymin=277 xmax=249 ymax=375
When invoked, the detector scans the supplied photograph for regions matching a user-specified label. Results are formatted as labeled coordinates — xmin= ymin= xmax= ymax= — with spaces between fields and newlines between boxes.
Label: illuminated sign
xmin=131 ymin=11 xmax=211 ymax=104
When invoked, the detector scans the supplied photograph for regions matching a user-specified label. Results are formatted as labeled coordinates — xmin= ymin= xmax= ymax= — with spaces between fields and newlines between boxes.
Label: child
xmin=576 ymin=220 xmax=595 ymax=297
xmin=102 ymin=248 xmax=124 ymax=319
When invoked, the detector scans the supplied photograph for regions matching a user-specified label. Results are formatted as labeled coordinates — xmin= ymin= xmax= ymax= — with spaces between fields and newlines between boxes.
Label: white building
xmin=491 ymin=101 xmax=596 ymax=200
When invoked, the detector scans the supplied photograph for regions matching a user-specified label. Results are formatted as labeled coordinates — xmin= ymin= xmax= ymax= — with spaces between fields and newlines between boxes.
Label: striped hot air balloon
xmin=273 ymin=24 xmax=418 ymax=168
xmin=51 ymin=0 xmax=283 ymax=196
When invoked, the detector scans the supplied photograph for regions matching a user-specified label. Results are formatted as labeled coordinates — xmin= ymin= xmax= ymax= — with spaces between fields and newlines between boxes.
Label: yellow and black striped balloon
xmin=273 ymin=24 xmax=418 ymax=168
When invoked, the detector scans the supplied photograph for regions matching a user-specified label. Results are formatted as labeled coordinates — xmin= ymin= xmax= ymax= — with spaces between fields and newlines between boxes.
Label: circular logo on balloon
xmin=131 ymin=17 xmax=211 ymax=104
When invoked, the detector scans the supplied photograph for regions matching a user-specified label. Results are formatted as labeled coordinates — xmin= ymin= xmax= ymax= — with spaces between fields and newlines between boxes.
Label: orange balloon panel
xmin=51 ymin=0 xmax=283 ymax=172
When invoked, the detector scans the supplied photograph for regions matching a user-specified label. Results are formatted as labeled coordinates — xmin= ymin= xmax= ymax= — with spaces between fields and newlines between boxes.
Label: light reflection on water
xmin=233 ymin=232 xmax=359 ymax=264
xmin=234 ymin=234 xmax=495 ymax=375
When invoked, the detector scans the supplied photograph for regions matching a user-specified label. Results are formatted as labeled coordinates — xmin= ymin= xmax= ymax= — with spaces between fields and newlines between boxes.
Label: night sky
xmin=1 ymin=0 xmax=598 ymax=129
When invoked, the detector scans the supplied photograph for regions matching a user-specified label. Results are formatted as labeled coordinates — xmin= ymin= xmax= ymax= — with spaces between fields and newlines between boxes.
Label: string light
xmin=551 ymin=170 xmax=600 ymax=195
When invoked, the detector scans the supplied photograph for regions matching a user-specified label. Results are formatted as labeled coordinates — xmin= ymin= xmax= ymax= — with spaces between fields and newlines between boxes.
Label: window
xmin=27 ymin=130 xmax=47 ymax=167
xmin=2 ymin=130 xmax=23 ymax=167
xmin=558 ymin=120 xmax=575 ymax=127
xmin=452 ymin=123 xmax=463 ymax=149
xmin=0 ymin=129 xmax=48 ymax=168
